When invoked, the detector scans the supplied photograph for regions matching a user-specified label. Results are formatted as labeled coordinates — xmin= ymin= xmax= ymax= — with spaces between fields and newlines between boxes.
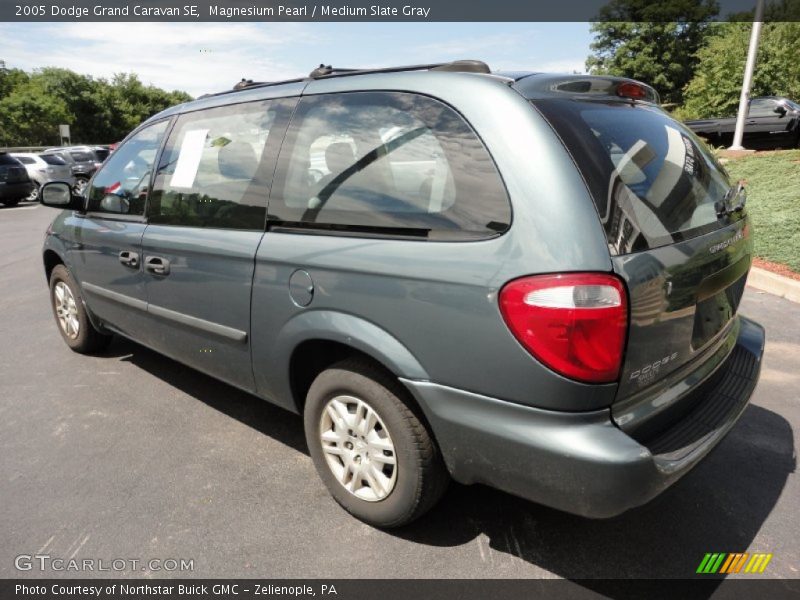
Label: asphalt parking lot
xmin=1 ymin=203 xmax=798 ymax=584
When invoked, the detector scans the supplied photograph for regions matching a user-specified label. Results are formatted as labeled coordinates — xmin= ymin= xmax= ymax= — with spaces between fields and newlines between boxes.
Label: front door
xmin=744 ymin=98 xmax=794 ymax=148
xmin=138 ymin=97 xmax=296 ymax=391
xmin=70 ymin=119 xmax=170 ymax=338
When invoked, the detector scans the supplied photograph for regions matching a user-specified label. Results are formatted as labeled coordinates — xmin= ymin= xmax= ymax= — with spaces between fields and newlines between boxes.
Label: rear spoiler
xmin=513 ymin=74 xmax=660 ymax=105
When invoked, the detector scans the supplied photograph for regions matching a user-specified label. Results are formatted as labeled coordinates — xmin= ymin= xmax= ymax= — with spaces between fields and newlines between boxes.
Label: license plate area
xmin=692 ymin=274 xmax=746 ymax=349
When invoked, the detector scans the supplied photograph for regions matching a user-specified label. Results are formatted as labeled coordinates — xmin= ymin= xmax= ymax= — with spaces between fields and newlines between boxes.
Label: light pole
xmin=729 ymin=0 xmax=766 ymax=150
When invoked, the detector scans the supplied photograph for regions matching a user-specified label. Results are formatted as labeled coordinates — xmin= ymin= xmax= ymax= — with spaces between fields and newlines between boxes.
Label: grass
xmin=723 ymin=149 xmax=800 ymax=273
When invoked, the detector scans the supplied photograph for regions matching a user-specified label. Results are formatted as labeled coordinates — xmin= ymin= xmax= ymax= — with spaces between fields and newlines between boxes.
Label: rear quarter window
xmin=270 ymin=91 xmax=510 ymax=240
xmin=533 ymin=99 xmax=732 ymax=254
xmin=40 ymin=155 xmax=67 ymax=166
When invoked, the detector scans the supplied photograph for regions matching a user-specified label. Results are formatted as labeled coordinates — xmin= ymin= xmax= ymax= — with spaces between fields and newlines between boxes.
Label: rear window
xmin=70 ymin=151 xmax=95 ymax=162
xmin=0 ymin=154 xmax=21 ymax=166
xmin=93 ymin=148 xmax=110 ymax=161
xmin=40 ymin=154 xmax=67 ymax=166
xmin=14 ymin=156 xmax=35 ymax=164
xmin=534 ymin=99 xmax=732 ymax=254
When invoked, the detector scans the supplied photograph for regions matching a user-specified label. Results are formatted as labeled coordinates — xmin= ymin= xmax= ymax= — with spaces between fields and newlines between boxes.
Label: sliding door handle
xmin=118 ymin=250 xmax=139 ymax=268
xmin=144 ymin=255 xmax=170 ymax=276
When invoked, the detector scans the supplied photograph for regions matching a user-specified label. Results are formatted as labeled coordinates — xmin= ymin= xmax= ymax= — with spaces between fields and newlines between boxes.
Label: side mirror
xmin=774 ymin=105 xmax=787 ymax=116
xmin=40 ymin=181 xmax=85 ymax=211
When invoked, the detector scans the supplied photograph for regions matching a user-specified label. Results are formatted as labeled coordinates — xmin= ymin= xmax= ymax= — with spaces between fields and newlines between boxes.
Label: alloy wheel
xmin=319 ymin=395 xmax=397 ymax=502
xmin=54 ymin=281 xmax=80 ymax=339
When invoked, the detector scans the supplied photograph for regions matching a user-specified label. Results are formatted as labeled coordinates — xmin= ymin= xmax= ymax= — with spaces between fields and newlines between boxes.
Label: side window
xmin=748 ymin=99 xmax=777 ymax=118
xmin=271 ymin=92 xmax=510 ymax=240
xmin=148 ymin=99 xmax=290 ymax=230
xmin=86 ymin=120 xmax=169 ymax=216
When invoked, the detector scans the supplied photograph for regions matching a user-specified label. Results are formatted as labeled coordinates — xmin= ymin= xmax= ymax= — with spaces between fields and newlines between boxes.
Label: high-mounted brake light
xmin=499 ymin=273 xmax=628 ymax=384
xmin=617 ymin=82 xmax=648 ymax=100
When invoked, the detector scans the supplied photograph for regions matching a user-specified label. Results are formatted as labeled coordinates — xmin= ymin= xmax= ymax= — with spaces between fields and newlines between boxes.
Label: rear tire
xmin=2 ymin=198 xmax=20 ymax=207
xmin=304 ymin=358 xmax=448 ymax=527
xmin=26 ymin=183 xmax=40 ymax=202
xmin=49 ymin=264 xmax=112 ymax=353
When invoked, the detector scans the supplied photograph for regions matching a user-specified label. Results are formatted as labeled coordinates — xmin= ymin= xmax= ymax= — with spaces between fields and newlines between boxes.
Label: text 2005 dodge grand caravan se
xmin=40 ymin=61 xmax=764 ymax=527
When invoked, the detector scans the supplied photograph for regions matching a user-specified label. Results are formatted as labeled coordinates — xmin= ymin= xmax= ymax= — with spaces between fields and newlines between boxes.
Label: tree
xmin=0 ymin=78 xmax=73 ymax=146
xmin=0 ymin=62 xmax=192 ymax=146
xmin=586 ymin=0 xmax=719 ymax=104
xmin=0 ymin=60 xmax=29 ymax=100
xmin=681 ymin=22 xmax=800 ymax=119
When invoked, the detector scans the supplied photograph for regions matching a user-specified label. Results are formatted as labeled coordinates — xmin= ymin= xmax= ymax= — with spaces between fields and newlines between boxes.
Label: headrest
xmin=218 ymin=141 xmax=258 ymax=180
xmin=325 ymin=142 xmax=356 ymax=176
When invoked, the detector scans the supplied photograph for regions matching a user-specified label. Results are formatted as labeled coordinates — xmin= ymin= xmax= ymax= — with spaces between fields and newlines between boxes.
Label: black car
xmin=685 ymin=96 xmax=800 ymax=149
xmin=0 ymin=153 xmax=33 ymax=207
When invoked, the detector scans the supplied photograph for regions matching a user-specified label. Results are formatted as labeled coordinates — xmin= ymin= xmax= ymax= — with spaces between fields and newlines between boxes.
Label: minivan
xmin=40 ymin=60 xmax=764 ymax=527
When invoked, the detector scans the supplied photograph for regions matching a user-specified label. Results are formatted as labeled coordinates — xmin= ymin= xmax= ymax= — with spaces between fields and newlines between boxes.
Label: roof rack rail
xmin=198 ymin=60 xmax=493 ymax=99
xmin=308 ymin=59 xmax=490 ymax=79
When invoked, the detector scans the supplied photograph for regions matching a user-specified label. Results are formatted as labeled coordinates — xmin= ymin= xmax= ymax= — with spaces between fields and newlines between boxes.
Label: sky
xmin=0 ymin=22 xmax=592 ymax=98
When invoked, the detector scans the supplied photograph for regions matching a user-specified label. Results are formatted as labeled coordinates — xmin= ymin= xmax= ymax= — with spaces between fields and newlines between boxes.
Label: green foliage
xmin=682 ymin=22 xmax=800 ymax=120
xmin=0 ymin=62 xmax=192 ymax=146
xmin=724 ymin=150 xmax=800 ymax=272
xmin=586 ymin=0 xmax=719 ymax=104
xmin=0 ymin=78 xmax=72 ymax=146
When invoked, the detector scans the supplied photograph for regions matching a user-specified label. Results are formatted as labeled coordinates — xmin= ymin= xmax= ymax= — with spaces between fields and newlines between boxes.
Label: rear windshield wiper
xmin=715 ymin=182 xmax=746 ymax=217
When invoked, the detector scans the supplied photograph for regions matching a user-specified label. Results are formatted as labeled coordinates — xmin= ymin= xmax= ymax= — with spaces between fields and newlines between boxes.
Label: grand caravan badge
xmin=709 ymin=230 xmax=744 ymax=254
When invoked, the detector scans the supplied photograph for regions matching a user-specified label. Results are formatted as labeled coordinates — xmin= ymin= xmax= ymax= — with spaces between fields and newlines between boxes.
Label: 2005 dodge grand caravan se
xmin=40 ymin=60 xmax=765 ymax=527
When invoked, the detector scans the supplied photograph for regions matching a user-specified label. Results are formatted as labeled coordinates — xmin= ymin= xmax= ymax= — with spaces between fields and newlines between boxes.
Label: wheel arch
xmin=268 ymin=310 xmax=430 ymax=416
xmin=43 ymin=248 xmax=65 ymax=283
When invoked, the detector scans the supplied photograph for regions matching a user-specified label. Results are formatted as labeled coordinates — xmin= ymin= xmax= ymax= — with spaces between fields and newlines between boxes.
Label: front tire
xmin=304 ymin=358 xmax=449 ymax=528
xmin=73 ymin=177 xmax=89 ymax=195
xmin=2 ymin=198 xmax=20 ymax=207
xmin=49 ymin=264 xmax=111 ymax=353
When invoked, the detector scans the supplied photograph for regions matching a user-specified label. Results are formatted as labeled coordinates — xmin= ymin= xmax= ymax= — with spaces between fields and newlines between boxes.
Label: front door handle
xmin=144 ymin=255 xmax=170 ymax=276
xmin=118 ymin=250 xmax=139 ymax=268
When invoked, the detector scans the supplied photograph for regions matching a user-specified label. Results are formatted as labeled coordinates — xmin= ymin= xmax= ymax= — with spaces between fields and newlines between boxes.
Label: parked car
xmin=40 ymin=146 xmax=105 ymax=194
xmin=92 ymin=146 xmax=111 ymax=162
xmin=11 ymin=152 xmax=76 ymax=202
xmin=0 ymin=152 xmax=33 ymax=207
xmin=685 ymin=96 xmax=800 ymax=149
xmin=39 ymin=62 xmax=764 ymax=527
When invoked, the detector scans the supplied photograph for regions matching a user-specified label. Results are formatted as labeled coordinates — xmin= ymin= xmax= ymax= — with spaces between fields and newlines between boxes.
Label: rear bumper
xmin=401 ymin=316 xmax=765 ymax=518
xmin=0 ymin=181 xmax=33 ymax=199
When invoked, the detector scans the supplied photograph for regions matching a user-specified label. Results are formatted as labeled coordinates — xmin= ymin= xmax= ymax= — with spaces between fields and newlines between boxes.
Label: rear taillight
xmin=499 ymin=273 xmax=628 ymax=384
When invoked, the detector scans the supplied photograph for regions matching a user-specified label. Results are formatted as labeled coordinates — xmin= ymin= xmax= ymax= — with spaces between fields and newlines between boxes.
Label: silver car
xmin=11 ymin=153 xmax=75 ymax=201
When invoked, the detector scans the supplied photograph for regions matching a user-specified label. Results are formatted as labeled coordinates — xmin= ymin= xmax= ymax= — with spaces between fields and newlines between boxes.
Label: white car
xmin=11 ymin=153 xmax=76 ymax=202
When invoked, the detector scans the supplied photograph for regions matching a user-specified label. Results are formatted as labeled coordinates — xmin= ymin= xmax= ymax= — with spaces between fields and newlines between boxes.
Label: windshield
xmin=786 ymin=99 xmax=800 ymax=111
xmin=534 ymin=99 xmax=733 ymax=254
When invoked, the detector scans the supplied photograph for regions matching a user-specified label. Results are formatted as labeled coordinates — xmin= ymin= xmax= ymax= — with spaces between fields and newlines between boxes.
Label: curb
xmin=747 ymin=267 xmax=800 ymax=304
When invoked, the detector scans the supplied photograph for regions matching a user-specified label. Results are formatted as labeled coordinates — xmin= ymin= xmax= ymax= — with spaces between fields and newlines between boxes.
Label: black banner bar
xmin=3 ymin=0 xmax=800 ymax=22
xmin=4 ymin=579 xmax=800 ymax=600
